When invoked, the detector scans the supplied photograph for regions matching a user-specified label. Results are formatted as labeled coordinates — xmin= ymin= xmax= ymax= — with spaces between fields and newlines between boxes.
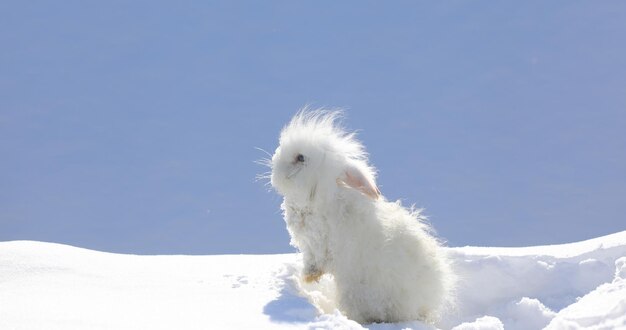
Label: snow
xmin=1 ymin=232 xmax=625 ymax=329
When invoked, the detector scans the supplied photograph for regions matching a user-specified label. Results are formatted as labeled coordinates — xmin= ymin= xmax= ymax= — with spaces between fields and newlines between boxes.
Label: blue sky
xmin=2 ymin=1 xmax=625 ymax=254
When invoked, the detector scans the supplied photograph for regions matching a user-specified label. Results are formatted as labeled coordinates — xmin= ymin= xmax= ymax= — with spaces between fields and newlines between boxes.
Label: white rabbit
xmin=269 ymin=109 xmax=454 ymax=324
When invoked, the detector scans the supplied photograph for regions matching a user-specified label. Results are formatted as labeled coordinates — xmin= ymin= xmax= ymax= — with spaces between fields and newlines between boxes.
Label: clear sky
xmin=2 ymin=1 xmax=625 ymax=254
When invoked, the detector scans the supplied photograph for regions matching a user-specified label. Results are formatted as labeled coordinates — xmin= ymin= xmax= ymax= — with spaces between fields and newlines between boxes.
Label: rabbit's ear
xmin=338 ymin=163 xmax=380 ymax=200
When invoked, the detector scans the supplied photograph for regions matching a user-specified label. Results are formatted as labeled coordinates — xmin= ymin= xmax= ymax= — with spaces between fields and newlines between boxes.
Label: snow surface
xmin=1 ymin=232 xmax=625 ymax=329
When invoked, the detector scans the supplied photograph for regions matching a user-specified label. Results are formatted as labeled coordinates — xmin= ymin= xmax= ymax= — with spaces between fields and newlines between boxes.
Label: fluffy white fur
xmin=269 ymin=109 xmax=454 ymax=324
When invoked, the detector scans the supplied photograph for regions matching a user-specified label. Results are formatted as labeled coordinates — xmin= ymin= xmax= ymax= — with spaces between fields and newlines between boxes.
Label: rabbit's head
xmin=270 ymin=109 xmax=380 ymax=205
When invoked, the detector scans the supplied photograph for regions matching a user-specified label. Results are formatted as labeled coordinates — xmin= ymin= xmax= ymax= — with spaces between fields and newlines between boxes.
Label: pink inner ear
xmin=341 ymin=167 xmax=380 ymax=200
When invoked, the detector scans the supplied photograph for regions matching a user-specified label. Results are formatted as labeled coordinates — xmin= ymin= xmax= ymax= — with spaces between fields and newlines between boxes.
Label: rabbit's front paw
xmin=303 ymin=267 xmax=324 ymax=283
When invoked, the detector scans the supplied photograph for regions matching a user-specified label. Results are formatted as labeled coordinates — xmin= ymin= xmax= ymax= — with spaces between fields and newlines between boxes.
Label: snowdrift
xmin=1 ymin=231 xmax=625 ymax=329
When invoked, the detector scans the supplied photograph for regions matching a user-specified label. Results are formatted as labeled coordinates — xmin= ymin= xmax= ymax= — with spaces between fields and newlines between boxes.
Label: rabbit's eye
xmin=296 ymin=154 xmax=305 ymax=162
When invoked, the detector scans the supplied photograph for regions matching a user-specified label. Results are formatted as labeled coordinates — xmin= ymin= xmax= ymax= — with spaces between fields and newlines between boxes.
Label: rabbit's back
xmin=329 ymin=199 xmax=453 ymax=323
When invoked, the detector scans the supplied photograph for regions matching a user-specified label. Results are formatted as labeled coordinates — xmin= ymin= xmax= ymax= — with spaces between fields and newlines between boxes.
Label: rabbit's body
xmin=270 ymin=110 xmax=453 ymax=324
